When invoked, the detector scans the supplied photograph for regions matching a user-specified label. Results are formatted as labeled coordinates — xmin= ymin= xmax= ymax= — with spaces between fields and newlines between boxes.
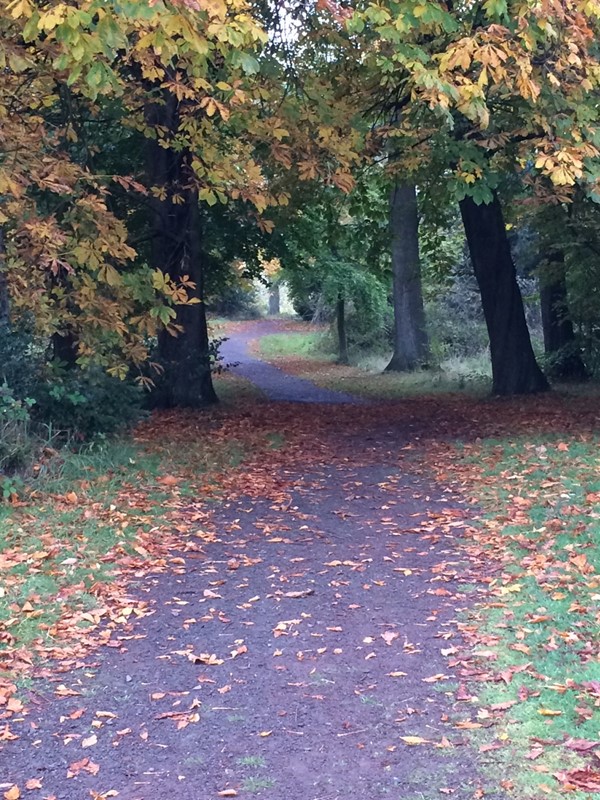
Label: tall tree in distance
xmin=386 ymin=181 xmax=429 ymax=372
xmin=342 ymin=0 xmax=600 ymax=392
xmin=460 ymin=193 xmax=548 ymax=394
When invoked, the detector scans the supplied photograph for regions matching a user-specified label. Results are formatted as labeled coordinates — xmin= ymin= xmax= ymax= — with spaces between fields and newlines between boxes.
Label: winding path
xmin=1 ymin=325 xmax=494 ymax=800
xmin=220 ymin=321 xmax=360 ymax=404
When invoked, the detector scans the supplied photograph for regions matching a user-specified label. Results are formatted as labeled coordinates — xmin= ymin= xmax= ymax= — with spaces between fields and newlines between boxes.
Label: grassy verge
xmin=434 ymin=431 xmax=600 ymax=799
xmin=257 ymin=330 xmax=333 ymax=361
xmin=258 ymin=329 xmax=492 ymax=398
xmin=0 ymin=372 xmax=267 ymax=709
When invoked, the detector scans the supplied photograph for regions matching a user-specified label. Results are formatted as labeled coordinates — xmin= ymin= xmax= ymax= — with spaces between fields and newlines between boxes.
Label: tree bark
xmin=540 ymin=254 xmax=587 ymax=381
xmin=155 ymin=189 xmax=218 ymax=407
xmin=268 ymin=284 xmax=280 ymax=315
xmin=336 ymin=292 xmax=349 ymax=365
xmin=385 ymin=181 xmax=429 ymax=372
xmin=147 ymin=94 xmax=217 ymax=407
xmin=459 ymin=193 xmax=549 ymax=395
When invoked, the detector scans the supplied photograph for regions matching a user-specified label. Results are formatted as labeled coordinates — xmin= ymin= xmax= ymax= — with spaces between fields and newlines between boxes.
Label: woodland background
xmin=2 ymin=0 xmax=600 ymax=474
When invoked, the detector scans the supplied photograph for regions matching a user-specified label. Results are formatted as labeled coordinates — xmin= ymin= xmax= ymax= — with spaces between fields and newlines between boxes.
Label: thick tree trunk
xmin=539 ymin=255 xmax=587 ymax=381
xmin=268 ymin=284 xmax=280 ymax=316
xmin=147 ymin=95 xmax=217 ymax=407
xmin=459 ymin=193 xmax=548 ymax=395
xmin=386 ymin=182 xmax=429 ymax=372
xmin=336 ymin=292 xmax=349 ymax=365
xmin=155 ymin=190 xmax=217 ymax=407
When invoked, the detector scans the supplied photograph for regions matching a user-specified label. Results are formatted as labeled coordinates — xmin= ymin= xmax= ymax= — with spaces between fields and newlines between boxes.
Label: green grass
xmin=452 ymin=432 xmax=600 ymax=799
xmin=0 ymin=391 xmax=278 ymax=678
xmin=258 ymin=331 xmax=333 ymax=360
xmin=257 ymin=329 xmax=493 ymax=398
xmin=213 ymin=372 xmax=266 ymax=404
xmin=241 ymin=776 xmax=276 ymax=793
xmin=237 ymin=756 xmax=267 ymax=768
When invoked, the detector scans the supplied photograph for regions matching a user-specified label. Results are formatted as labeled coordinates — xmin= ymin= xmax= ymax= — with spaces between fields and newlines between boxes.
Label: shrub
xmin=32 ymin=367 xmax=144 ymax=440
xmin=0 ymin=383 xmax=35 ymax=475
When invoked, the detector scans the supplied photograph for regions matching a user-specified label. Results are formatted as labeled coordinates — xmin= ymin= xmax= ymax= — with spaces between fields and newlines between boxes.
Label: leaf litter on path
xmin=3 ymin=390 xmax=600 ymax=797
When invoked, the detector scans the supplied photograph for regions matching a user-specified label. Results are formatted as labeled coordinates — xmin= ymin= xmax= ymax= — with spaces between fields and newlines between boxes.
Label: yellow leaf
xmin=538 ymin=709 xmax=562 ymax=717
xmin=82 ymin=734 xmax=98 ymax=747
xmin=258 ymin=730 xmax=272 ymax=737
xmin=497 ymin=583 xmax=522 ymax=595
xmin=400 ymin=735 xmax=430 ymax=745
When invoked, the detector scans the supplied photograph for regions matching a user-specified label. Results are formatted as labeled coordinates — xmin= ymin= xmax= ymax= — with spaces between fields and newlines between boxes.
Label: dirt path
xmin=1 ymin=329 xmax=495 ymax=800
xmin=220 ymin=320 xmax=360 ymax=404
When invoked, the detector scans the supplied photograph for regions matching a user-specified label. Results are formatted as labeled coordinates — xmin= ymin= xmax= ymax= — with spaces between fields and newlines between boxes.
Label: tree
xmin=1 ymin=0 xmax=292 ymax=402
xmin=386 ymin=181 xmax=429 ymax=371
xmin=341 ymin=0 xmax=600 ymax=392
xmin=460 ymin=193 xmax=548 ymax=394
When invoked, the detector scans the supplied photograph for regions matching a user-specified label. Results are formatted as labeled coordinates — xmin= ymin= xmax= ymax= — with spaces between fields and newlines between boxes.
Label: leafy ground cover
xmin=3 ymin=339 xmax=600 ymax=799
xmin=427 ymin=426 xmax=600 ymax=798
xmin=0 ymin=373 xmax=265 ymax=708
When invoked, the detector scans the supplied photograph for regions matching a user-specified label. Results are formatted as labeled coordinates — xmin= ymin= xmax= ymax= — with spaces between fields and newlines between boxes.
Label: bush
xmin=32 ymin=367 xmax=144 ymax=440
xmin=0 ymin=322 xmax=44 ymax=398
xmin=0 ymin=383 xmax=35 ymax=475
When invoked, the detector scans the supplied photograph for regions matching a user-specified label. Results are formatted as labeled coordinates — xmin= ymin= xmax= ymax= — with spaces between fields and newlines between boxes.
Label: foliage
xmin=344 ymin=0 xmax=600 ymax=204
xmin=0 ymin=323 xmax=44 ymax=399
xmin=533 ymin=198 xmax=600 ymax=375
xmin=0 ymin=383 xmax=35 ymax=477
xmin=31 ymin=367 xmax=144 ymax=441
xmin=273 ymin=182 xmax=390 ymax=350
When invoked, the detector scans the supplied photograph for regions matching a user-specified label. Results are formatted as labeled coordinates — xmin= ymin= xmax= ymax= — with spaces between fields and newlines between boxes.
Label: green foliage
xmin=32 ymin=367 xmax=144 ymax=440
xmin=0 ymin=383 xmax=35 ymax=476
xmin=273 ymin=181 xmax=390 ymax=350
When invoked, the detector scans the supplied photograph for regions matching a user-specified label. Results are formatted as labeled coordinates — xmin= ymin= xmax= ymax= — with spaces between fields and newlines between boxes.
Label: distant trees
xmin=1 ymin=0 xmax=600 ymax=408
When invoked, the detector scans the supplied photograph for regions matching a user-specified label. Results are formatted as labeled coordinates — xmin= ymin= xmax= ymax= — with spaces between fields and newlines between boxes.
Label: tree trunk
xmin=155 ymin=190 xmax=217 ymax=407
xmin=268 ymin=284 xmax=280 ymax=315
xmin=336 ymin=292 xmax=349 ymax=365
xmin=147 ymin=94 xmax=217 ymax=407
xmin=386 ymin=182 xmax=429 ymax=372
xmin=540 ymin=258 xmax=587 ymax=381
xmin=52 ymin=330 xmax=78 ymax=367
xmin=459 ymin=193 xmax=549 ymax=395
xmin=0 ymin=227 xmax=8 ymax=327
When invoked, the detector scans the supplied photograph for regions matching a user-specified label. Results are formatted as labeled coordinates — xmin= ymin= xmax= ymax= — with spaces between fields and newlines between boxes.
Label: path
xmin=1 ymin=329 xmax=493 ymax=800
xmin=221 ymin=321 xmax=360 ymax=403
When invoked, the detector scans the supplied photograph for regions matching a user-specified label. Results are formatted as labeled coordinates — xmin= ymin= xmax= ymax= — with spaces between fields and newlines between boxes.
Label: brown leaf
xmin=555 ymin=768 xmax=600 ymax=792
xmin=564 ymin=738 xmax=600 ymax=752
